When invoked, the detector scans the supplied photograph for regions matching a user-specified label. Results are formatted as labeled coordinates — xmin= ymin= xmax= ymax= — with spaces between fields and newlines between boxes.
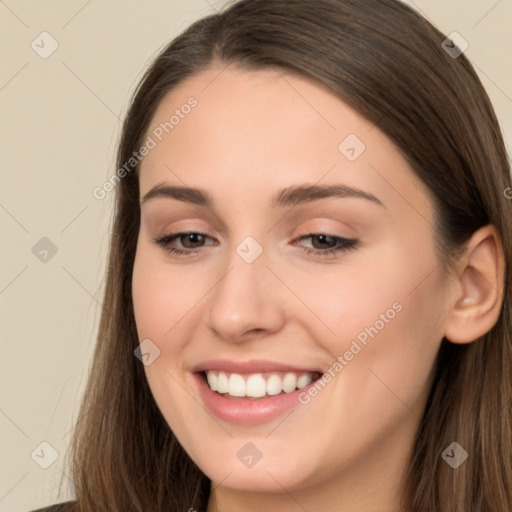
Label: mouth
xmin=198 ymin=369 xmax=324 ymax=400
xmin=192 ymin=363 xmax=327 ymax=425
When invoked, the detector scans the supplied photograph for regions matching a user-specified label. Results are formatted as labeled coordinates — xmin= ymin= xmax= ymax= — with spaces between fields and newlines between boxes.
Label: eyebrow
xmin=141 ymin=183 xmax=385 ymax=209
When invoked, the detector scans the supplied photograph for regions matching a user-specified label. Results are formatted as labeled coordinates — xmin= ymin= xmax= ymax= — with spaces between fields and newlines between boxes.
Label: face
xmin=132 ymin=65 xmax=451 ymax=496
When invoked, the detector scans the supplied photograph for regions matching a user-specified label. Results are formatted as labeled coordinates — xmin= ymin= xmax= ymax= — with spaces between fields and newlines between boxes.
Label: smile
xmin=192 ymin=369 xmax=324 ymax=425
xmin=203 ymin=370 xmax=323 ymax=398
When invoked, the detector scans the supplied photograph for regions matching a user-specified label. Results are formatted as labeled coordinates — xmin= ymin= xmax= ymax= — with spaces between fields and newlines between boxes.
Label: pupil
xmin=313 ymin=234 xmax=335 ymax=249
xmin=184 ymin=233 xmax=203 ymax=248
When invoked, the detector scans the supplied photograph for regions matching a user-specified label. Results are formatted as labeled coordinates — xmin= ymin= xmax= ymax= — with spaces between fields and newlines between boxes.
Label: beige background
xmin=1 ymin=1 xmax=511 ymax=510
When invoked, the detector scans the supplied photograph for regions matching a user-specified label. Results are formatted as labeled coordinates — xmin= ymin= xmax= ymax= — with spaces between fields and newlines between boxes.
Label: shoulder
xmin=29 ymin=501 xmax=76 ymax=512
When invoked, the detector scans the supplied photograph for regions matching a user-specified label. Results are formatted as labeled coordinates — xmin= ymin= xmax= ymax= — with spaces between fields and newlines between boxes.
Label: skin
xmin=131 ymin=64 xmax=504 ymax=512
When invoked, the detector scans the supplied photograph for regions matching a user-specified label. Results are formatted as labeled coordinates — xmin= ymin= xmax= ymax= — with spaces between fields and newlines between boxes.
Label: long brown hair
xmin=59 ymin=1 xmax=512 ymax=510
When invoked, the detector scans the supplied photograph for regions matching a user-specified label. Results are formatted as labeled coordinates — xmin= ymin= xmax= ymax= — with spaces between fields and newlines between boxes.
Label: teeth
xmin=204 ymin=370 xmax=317 ymax=398
xmin=297 ymin=373 xmax=314 ymax=388
xmin=229 ymin=374 xmax=246 ymax=397
xmin=246 ymin=374 xmax=267 ymax=397
xmin=266 ymin=374 xmax=282 ymax=396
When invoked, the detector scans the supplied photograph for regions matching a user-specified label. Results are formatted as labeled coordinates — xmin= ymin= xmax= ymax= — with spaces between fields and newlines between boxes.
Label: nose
xmin=205 ymin=241 xmax=287 ymax=342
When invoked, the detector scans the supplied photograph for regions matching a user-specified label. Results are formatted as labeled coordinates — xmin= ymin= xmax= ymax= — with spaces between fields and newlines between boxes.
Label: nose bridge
xmin=205 ymin=233 xmax=285 ymax=341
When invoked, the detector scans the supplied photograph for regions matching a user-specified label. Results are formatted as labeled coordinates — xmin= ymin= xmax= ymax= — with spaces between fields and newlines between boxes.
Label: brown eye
xmin=178 ymin=233 xmax=207 ymax=249
xmin=153 ymin=231 xmax=216 ymax=257
xmin=309 ymin=234 xmax=337 ymax=249
xmin=293 ymin=233 xmax=358 ymax=258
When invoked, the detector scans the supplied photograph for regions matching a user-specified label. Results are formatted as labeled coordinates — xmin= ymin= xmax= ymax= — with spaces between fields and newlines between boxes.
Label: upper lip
xmin=192 ymin=359 xmax=323 ymax=375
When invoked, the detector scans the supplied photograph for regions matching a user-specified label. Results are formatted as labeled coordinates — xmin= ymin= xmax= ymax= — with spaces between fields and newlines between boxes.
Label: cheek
xmin=131 ymin=246 xmax=204 ymax=445
xmin=131 ymin=245 xmax=205 ymax=346
xmin=285 ymin=243 xmax=433 ymax=339
xmin=289 ymin=241 xmax=445 ymax=398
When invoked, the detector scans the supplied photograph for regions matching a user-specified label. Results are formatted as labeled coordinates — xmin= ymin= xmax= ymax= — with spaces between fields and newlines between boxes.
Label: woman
xmin=33 ymin=0 xmax=512 ymax=510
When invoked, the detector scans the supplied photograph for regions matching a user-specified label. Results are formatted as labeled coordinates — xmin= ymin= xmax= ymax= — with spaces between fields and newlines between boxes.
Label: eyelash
xmin=152 ymin=231 xmax=358 ymax=259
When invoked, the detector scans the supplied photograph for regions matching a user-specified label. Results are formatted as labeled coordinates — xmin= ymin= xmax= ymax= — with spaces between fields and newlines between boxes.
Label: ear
xmin=444 ymin=225 xmax=505 ymax=344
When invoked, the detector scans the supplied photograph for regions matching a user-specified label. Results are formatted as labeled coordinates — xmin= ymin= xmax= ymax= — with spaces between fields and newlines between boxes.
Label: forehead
xmin=138 ymin=64 xmax=432 ymax=222
xmin=146 ymin=65 xmax=370 ymax=158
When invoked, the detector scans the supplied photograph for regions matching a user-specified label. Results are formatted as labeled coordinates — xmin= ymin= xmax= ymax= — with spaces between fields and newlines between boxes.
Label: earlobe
xmin=444 ymin=225 xmax=505 ymax=344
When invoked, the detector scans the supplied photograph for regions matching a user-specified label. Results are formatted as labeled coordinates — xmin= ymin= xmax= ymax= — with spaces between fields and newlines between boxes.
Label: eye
xmin=152 ymin=231 xmax=358 ymax=259
xmin=153 ymin=232 xmax=215 ymax=257
xmin=293 ymin=233 xmax=358 ymax=258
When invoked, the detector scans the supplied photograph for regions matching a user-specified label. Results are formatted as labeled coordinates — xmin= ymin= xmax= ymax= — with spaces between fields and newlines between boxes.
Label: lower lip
xmin=192 ymin=372 xmax=320 ymax=426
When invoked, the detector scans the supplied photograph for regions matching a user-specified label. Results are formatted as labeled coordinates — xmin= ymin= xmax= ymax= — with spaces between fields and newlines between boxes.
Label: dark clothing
xmin=29 ymin=502 xmax=75 ymax=512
